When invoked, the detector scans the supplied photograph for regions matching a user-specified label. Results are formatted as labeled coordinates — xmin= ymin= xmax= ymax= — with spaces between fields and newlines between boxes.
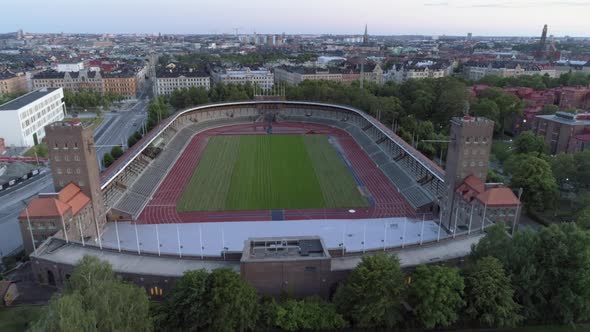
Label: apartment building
xmin=463 ymin=61 xmax=558 ymax=81
xmin=155 ymin=68 xmax=210 ymax=96
xmin=532 ymin=111 xmax=590 ymax=154
xmin=212 ymin=67 xmax=274 ymax=90
xmin=0 ymin=71 xmax=27 ymax=95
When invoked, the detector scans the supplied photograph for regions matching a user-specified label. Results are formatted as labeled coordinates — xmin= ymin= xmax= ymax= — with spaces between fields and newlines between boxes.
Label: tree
xmin=409 ymin=265 xmax=465 ymax=329
xmin=513 ymin=131 xmax=547 ymax=155
xmin=550 ymin=153 xmax=576 ymax=188
xmin=128 ymin=134 xmax=138 ymax=148
xmin=433 ymin=77 xmax=470 ymax=126
xmin=102 ymin=152 xmax=115 ymax=168
xmin=470 ymin=223 xmax=511 ymax=263
xmin=534 ymin=224 xmax=590 ymax=324
xmin=574 ymin=151 xmax=590 ymax=190
xmin=111 ymin=146 xmax=124 ymax=159
xmin=472 ymin=98 xmax=501 ymax=133
xmin=509 ymin=154 xmax=558 ymax=211
xmin=333 ymin=253 xmax=405 ymax=328
xmin=465 ymin=257 xmax=522 ymax=328
xmin=273 ymin=298 xmax=348 ymax=331
xmin=32 ymin=255 xmax=152 ymax=332
xmin=158 ymin=269 xmax=210 ymax=331
xmin=205 ymin=268 xmax=259 ymax=332
xmin=577 ymin=208 xmax=590 ymax=229
xmin=31 ymin=293 xmax=96 ymax=332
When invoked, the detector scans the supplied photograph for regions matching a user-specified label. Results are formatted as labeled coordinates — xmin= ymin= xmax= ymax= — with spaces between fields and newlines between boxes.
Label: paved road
xmin=95 ymin=99 xmax=149 ymax=170
xmin=0 ymin=170 xmax=54 ymax=258
xmin=0 ymin=94 xmax=150 ymax=258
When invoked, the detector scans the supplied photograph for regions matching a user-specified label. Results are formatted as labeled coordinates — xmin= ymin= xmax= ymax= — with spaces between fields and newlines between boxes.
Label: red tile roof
xmin=476 ymin=187 xmax=520 ymax=207
xmin=19 ymin=197 xmax=70 ymax=219
xmin=19 ymin=182 xmax=90 ymax=219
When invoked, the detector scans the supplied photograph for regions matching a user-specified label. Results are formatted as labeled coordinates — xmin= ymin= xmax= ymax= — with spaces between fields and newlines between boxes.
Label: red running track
xmin=137 ymin=122 xmax=416 ymax=224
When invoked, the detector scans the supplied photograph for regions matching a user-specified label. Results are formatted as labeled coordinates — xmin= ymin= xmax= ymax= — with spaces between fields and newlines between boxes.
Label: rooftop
xmin=536 ymin=112 xmax=590 ymax=126
xmin=0 ymin=88 xmax=61 ymax=111
xmin=242 ymin=236 xmax=329 ymax=262
xmin=19 ymin=182 xmax=90 ymax=219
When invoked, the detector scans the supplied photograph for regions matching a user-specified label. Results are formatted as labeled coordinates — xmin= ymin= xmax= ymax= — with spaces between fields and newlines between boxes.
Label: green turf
xmin=177 ymin=134 xmax=369 ymax=212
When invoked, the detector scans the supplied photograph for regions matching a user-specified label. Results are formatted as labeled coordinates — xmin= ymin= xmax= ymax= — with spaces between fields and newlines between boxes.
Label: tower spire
xmin=363 ymin=24 xmax=368 ymax=44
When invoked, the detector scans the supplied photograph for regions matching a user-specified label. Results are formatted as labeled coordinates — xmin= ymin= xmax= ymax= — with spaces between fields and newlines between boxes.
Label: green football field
xmin=177 ymin=134 xmax=369 ymax=212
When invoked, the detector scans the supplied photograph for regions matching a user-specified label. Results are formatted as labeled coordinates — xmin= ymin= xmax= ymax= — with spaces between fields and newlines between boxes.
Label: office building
xmin=212 ymin=67 xmax=274 ymax=90
xmin=0 ymin=88 xmax=65 ymax=147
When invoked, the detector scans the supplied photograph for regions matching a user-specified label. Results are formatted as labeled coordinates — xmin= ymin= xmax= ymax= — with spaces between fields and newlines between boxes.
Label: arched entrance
xmin=47 ymin=270 xmax=56 ymax=286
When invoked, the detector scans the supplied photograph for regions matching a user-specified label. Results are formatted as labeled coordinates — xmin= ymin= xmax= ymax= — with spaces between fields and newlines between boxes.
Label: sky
xmin=1 ymin=0 xmax=589 ymax=37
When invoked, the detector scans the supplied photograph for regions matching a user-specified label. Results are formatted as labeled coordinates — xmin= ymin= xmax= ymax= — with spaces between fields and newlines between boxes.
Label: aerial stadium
xmin=30 ymin=100 xmax=521 ymax=298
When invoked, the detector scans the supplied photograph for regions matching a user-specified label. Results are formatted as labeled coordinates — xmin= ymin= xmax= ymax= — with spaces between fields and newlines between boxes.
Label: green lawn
xmin=0 ymin=306 xmax=44 ymax=332
xmin=177 ymin=134 xmax=368 ymax=212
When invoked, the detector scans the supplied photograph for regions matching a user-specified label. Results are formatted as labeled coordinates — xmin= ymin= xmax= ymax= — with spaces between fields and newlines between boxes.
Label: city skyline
xmin=2 ymin=0 xmax=590 ymax=37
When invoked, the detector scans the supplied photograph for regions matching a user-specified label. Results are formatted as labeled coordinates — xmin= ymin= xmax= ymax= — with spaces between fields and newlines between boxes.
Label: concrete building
xmin=0 ymin=72 xmax=27 ymax=96
xmin=532 ymin=111 xmax=590 ymax=154
xmin=45 ymin=120 xmax=106 ymax=240
xmin=18 ymin=183 xmax=93 ymax=254
xmin=0 ymin=88 xmax=65 ymax=147
xmin=241 ymin=237 xmax=332 ymax=298
xmin=212 ymin=67 xmax=274 ymax=90
xmin=155 ymin=68 xmax=210 ymax=96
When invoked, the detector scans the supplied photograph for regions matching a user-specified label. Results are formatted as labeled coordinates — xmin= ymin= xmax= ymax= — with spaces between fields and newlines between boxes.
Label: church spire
xmin=363 ymin=24 xmax=368 ymax=44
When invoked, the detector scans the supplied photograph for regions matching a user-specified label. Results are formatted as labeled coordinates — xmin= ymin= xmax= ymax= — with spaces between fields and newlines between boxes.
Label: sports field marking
xmin=177 ymin=134 xmax=369 ymax=212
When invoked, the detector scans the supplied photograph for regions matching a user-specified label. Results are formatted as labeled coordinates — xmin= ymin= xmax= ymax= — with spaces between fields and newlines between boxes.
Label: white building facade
xmin=155 ymin=72 xmax=210 ymax=96
xmin=212 ymin=68 xmax=274 ymax=90
xmin=0 ymin=88 xmax=65 ymax=147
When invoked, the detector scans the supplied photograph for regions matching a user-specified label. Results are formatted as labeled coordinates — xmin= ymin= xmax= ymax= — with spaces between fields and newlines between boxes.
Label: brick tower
xmin=45 ymin=120 xmax=106 ymax=240
xmin=442 ymin=116 xmax=494 ymax=228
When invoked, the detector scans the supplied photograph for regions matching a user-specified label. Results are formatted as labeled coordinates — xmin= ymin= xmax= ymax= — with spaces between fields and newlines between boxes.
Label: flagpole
xmin=134 ymin=222 xmax=140 ymax=254
xmin=199 ymin=224 xmax=204 ymax=259
xmin=341 ymin=225 xmax=346 ymax=256
xmin=420 ymin=214 xmax=425 ymax=245
xmin=453 ymin=207 xmax=459 ymax=239
xmin=402 ymin=217 xmax=407 ymax=248
xmin=481 ymin=203 xmax=488 ymax=232
xmin=437 ymin=216 xmax=442 ymax=242
xmin=362 ymin=222 xmax=366 ymax=253
xmin=115 ymin=221 xmax=121 ymax=252
xmin=383 ymin=220 xmax=387 ymax=251
xmin=155 ymin=224 xmax=161 ymax=256
xmin=78 ymin=218 xmax=85 ymax=246
xmin=222 ymin=228 xmax=226 ymax=261
xmin=176 ymin=224 xmax=182 ymax=258
xmin=25 ymin=207 xmax=36 ymax=252
xmin=468 ymin=204 xmax=474 ymax=235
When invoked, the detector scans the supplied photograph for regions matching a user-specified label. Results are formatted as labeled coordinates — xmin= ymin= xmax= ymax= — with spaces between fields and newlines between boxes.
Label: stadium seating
xmin=283 ymin=113 xmax=436 ymax=209
xmin=111 ymin=118 xmax=252 ymax=219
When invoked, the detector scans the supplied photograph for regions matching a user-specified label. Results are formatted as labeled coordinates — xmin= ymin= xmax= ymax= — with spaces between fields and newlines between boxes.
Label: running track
xmin=137 ymin=122 xmax=416 ymax=224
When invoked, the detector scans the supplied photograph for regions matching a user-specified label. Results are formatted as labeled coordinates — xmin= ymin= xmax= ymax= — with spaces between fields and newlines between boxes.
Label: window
xmin=66 ymin=168 xmax=72 ymax=174
xmin=56 ymin=168 xmax=62 ymax=174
